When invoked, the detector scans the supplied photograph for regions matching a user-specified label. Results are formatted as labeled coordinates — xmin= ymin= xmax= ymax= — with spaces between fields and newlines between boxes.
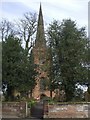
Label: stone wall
xmin=2 ymin=102 xmax=28 ymax=118
xmin=44 ymin=102 xmax=90 ymax=118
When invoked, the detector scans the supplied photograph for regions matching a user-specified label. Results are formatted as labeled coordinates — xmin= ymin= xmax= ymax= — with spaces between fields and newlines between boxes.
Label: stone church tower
xmin=32 ymin=4 xmax=52 ymax=99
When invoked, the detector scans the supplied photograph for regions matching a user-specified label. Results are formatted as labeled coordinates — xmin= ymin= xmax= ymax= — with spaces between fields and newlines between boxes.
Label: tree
xmin=2 ymin=35 xmax=24 ymax=100
xmin=86 ymin=38 xmax=90 ymax=88
xmin=16 ymin=12 xmax=37 ymax=54
xmin=18 ymin=50 xmax=36 ymax=98
xmin=47 ymin=20 xmax=64 ymax=99
xmin=0 ymin=42 xmax=2 ymax=93
xmin=14 ymin=12 xmax=37 ymax=97
xmin=2 ymin=35 xmax=36 ymax=100
xmin=0 ymin=12 xmax=37 ymax=53
xmin=1 ymin=12 xmax=37 ymax=100
xmin=0 ymin=19 xmax=16 ymax=41
xmin=47 ymin=19 xmax=88 ymax=101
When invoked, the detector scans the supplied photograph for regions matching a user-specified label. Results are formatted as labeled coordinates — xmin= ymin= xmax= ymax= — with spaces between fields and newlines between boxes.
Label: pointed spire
xmin=35 ymin=3 xmax=46 ymax=47
xmin=38 ymin=3 xmax=43 ymax=25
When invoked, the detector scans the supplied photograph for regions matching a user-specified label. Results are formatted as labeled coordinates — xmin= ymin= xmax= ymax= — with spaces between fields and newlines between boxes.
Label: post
xmin=43 ymin=100 xmax=48 ymax=118
xmin=25 ymin=102 xmax=28 ymax=117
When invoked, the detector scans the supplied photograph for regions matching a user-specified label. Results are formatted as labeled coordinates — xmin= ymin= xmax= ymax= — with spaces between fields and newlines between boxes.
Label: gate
xmin=30 ymin=102 xmax=44 ymax=119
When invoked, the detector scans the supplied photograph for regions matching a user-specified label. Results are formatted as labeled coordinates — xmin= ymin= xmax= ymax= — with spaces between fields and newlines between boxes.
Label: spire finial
xmin=39 ymin=2 xmax=42 ymax=16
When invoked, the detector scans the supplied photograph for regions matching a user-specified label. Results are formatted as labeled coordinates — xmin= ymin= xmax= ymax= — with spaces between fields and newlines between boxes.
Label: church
xmin=32 ymin=4 xmax=55 ymax=100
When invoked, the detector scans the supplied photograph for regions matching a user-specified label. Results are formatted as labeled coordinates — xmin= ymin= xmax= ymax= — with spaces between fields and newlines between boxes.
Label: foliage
xmin=28 ymin=99 xmax=36 ymax=108
xmin=1 ymin=12 xmax=37 ymax=101
xmin=19 ymin=49 xmax=36 ymax=97
xmin=73 ymin=88 xmax=84 ymax=102
xmin=2 ymin=35 xmax=23 ymax=100
xmin=0 ymin=42 xmax=2 ymax=91
xmin=47 ymin=19 xmax=88 ymax=101
xmin=2 ymin=35 xmax=36 ymax=101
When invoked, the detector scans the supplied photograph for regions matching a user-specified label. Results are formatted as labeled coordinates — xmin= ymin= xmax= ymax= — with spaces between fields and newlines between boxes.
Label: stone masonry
xmin=32 ymin=4 xmax=55 ymax=99
xmin=44 ymin=102 xmax=90 ymax=118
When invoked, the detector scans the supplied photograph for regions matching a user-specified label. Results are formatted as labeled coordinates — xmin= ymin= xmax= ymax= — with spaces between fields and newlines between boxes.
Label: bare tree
xmin=0 ymin=12 xmax=37 ymax=53
xmin=16 ymin=12 xmax=37 ymax=53
xmin=0 ymin=19 xmax=15 ymax=41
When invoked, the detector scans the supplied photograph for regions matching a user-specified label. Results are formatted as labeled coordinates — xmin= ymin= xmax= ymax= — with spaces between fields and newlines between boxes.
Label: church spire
xmin=35 ymin=3 xmax=45 ymax=47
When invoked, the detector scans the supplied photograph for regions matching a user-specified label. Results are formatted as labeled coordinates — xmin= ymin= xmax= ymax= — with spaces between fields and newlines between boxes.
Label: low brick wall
xmin=2 ymin=102 xmax=28 ymax=118
xmin=44 ymin=102 xmax=90 ymax=118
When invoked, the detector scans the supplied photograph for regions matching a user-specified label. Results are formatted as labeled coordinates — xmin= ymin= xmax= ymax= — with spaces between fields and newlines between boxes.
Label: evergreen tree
xmin=2 ymin=35 xmax=23 ymax=100
xmin=2 ymin=35 xmax=36 ymax=100
xmin=47 ymin=19 xmax=88 ymax=101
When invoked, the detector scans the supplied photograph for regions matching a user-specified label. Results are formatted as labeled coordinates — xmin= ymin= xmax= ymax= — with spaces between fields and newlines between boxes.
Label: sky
xmin=0 ymin=0 xmax=89 ymax=35
xmin=88 ymin=1 xmax=90 ymax=37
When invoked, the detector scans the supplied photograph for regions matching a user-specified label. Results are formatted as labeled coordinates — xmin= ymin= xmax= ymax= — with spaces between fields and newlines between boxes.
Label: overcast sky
xmin=0 ymin=0 xmax=89 ymax=35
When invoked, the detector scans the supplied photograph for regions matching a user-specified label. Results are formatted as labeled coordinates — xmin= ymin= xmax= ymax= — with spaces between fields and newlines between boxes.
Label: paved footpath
xmin=2 ymin=114 xmax=42 ymax=120
xmin=2 ymin=118 xmax=42 ymax=120
xmin=1 ymin=116 xmax=42 ymax=120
